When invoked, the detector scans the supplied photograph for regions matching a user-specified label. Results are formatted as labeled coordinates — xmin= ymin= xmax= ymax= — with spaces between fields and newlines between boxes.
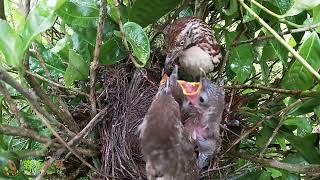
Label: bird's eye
xmin=199 ymin=96 xmax=205 ymax=103
xmin=180 ymin=40 xmax=185 ymax=46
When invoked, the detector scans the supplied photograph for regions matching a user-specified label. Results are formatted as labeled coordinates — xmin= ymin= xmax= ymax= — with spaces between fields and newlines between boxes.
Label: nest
xmin=98 ymin=63 xmax=161 ymax=179
xmin=86 ymin=62 xmax=245 ymax=179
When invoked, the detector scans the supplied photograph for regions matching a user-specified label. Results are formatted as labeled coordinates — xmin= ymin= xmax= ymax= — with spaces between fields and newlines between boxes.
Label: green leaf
xmin=279 ymin=130 xmax=320 ymax=164
xmin=284 ymin=0 xmax=320 ymax=16
xmin=0 ymin=20 xmax=23 ymax=67
xmin=223 ymin=0 xmax=238 ymax=16
xmin=100 ymin=37 xmax=128 ymax=65
xmin=312 ymin=5 xmax=320 ymax=32
xmin=107 ymin=0 xmax=129 ymax=23
xmin=130 ymin=0 xmax=182 ymax=27
xmin=258 ymin=170 xmax=271 ymax=180
xmin=229 ymin=44 xmax=253 ymax=83
xmin=256 ymin=126 xmax=274 ymax=148
xmin=57 ymin=1 xmax=99 ymax=28
xmin=22 ymin=0 xmax=66 ymax=51
xmin=243 ymin=0 xmax=261 ymax=22
xmin=122 ymin=22 xmax=150 ymax=67
xmin=226 ymin=32 xmax=253 ymax=83
xmin=283 ymin=117 xmax=312 ymax=133
xmin=264 ymin=168 xmax=282 ymax=178
xmin=64 ymin=50 xmax=90 ymax=86
xmin=287 ymin=97 xmax=320 ymax=116
xmin=281 ymin=32 xmax=320 ymax=90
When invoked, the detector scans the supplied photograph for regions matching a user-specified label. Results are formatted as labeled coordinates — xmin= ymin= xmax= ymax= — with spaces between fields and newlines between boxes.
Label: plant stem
xmin=250 ymin=0 xmax=302 ymax=28
xmin=239 ymin=0 xmax=320 ymax=80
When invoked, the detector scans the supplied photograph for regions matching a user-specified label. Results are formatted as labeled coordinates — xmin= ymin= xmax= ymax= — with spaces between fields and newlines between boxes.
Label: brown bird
xmin=139 ymin=66 xmax=198 ymax=180
xmin=164 ymin=16 xmax=222 ymax=80
xmin=182 ymin=77 xmax=225 ymax=169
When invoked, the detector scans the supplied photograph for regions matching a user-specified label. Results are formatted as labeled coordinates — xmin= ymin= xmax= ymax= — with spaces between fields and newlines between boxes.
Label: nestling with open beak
xmin=164 ymin=16 xmax=222 ymax=80
xmin=181 ymin=77 xmax=225 ymax=169
xmin=139 ymin=66 xmax=198 ymax=180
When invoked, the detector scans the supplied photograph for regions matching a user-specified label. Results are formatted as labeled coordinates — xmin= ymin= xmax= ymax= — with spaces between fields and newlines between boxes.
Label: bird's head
xmin=164 ymin=17 xmax=199 ymax=72
xmin=183 ymin=77 xmax=225 ymax=113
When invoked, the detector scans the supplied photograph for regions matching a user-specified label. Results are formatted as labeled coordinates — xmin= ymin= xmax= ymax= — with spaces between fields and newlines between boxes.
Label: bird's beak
xmin=177 ymin=80 xmax=202 ymax=106
xmin=164 ymin=50 xmax=181 ymax=73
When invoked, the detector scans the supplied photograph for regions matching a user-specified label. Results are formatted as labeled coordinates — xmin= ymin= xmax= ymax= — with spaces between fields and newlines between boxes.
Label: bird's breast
xmin=179 ymin=46 xmax=215 ymax=77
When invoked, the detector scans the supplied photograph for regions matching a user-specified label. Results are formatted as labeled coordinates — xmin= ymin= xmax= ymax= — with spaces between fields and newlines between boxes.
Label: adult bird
xmin=182 ymin=77 xmax=225 ymax=169
xmin=164 ymin=16 xmax=222 ymax=80
xmin=139 ymin=66 xmax=198 ymax=180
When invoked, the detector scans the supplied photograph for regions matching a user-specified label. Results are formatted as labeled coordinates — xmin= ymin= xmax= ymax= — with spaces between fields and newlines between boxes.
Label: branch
xmin=195 ymin=0 xmax=207 ymax=18
xmin=224 ymin=84 xmax=320 ymax=97
xmin=237 ymin=23 xmax=320 ymax=45
xmin=239 ymin=0 xmax=320 ymax=80
xmin=249 ymin=0 xmax=302 ymax=28
xmin=0 ymin=82 xmax=27 ymax=127
xmin=36 ymin=106 xmax=109 ymax=179
xmin=0 ymin=124 xmax=54 ymax=144
xmin=223 ymin=98 xmax=309 ymax=154
xmin=113 ymin=0 xmax=142 ymax=68
xmin=25 ymin=70 xmax=89 ymax=97
xmin=23 ymin=52 xmax=80 ymax=132
xmin=236 ymin=152 xmax=320 ymax=175
xmin=89 ymin=0 xmax=107 ymax=118
xmin=0 ymin=67 xmax=104 ymax=177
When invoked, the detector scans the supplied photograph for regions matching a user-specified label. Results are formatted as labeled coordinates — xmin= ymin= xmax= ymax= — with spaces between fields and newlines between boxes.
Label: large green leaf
xmin=226 ymin=32 xmax=253 ymax=84
xmin=121 ymin=22 xmax=150 ymax=67
xmin=279 ymin=130 xmax=320 ymax=164
xmin=281 ymin=32 xmax=320 ymax=90
xmin=100 ymin=37 xmax=128 ymax=65
xmin=284 ymin=0 xmax=320 ymax=16
xmin=130 ymin=0 xmax=182 ymax=27
xmin=0 ymin=20 xmax=23 ymax=67
xmin=57 ymin=1 xmax=99 ymax=28
xmin=64 ymin=49 xmax=90 ymax=86
xmin=22 ymin=0 xmax=66 ymax=51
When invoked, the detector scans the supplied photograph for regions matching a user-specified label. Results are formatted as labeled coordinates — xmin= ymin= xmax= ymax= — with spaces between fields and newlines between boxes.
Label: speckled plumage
xmin=164 ymin=16 xmax=222 ymax=79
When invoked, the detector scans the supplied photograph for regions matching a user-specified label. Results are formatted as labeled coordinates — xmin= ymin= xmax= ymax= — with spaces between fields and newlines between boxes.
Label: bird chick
xmin=139 ymin=67 xmax=198 ymax=180
xmin=182 ymin=77 xmax=225 ymax=169
xmin=164 ymin=16 xmax=222 ymax=80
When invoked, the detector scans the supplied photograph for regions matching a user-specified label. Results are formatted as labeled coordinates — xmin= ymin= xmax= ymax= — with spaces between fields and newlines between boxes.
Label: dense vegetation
xmin=0 ymin=0 xmax=320 ymax=179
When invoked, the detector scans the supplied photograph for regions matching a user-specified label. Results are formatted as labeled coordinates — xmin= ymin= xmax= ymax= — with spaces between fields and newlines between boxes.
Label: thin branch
xmin=0 ymin=67 xmax=105 ymax=178
xmin=89 ymin=0 xmax=107 ymax=118
xmin=25 ymin=70 xmax=89 ymax=97
xmin=195 ymin=0 xmax=207 ymax=18
xmin=0 ymin=124 xmax=54 ymax=144
xmin=30 ymin=44 xmax=51 ymax=79
xmin=237 ymin=23 xmax=320 ymax=45
xmin=223 ymin=98 xmax=308 ymax=155
xmin=239 ymin=0 xmax=320 ymax=80
xmin=23 ymin=52 xmax=80 ymax=132
xmin=224 ymin=84 xmax=320 ymax=97
xmin=249 ymin=0 xmax=302 ymax=28
xmin=236 ymin=152 xmax=320 ymax=175
xmin=259 ymin=116 xmax=284 ymax=157
xmin=113 ymin=0 xmax=142 ymax=68
xmin=36 ymin=106 xmax=109 ymax=179
xmin=0 ymin=82 xmax=27 ymax=127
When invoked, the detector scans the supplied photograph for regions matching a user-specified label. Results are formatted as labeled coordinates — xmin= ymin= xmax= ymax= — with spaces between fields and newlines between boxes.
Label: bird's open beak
xmin=177 ymin=80 xmax=202 ymax=106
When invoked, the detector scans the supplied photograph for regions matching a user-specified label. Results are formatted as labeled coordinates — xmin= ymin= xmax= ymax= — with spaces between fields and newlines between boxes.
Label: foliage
xmin=0 ymin=0 xmax=319 ymax=179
